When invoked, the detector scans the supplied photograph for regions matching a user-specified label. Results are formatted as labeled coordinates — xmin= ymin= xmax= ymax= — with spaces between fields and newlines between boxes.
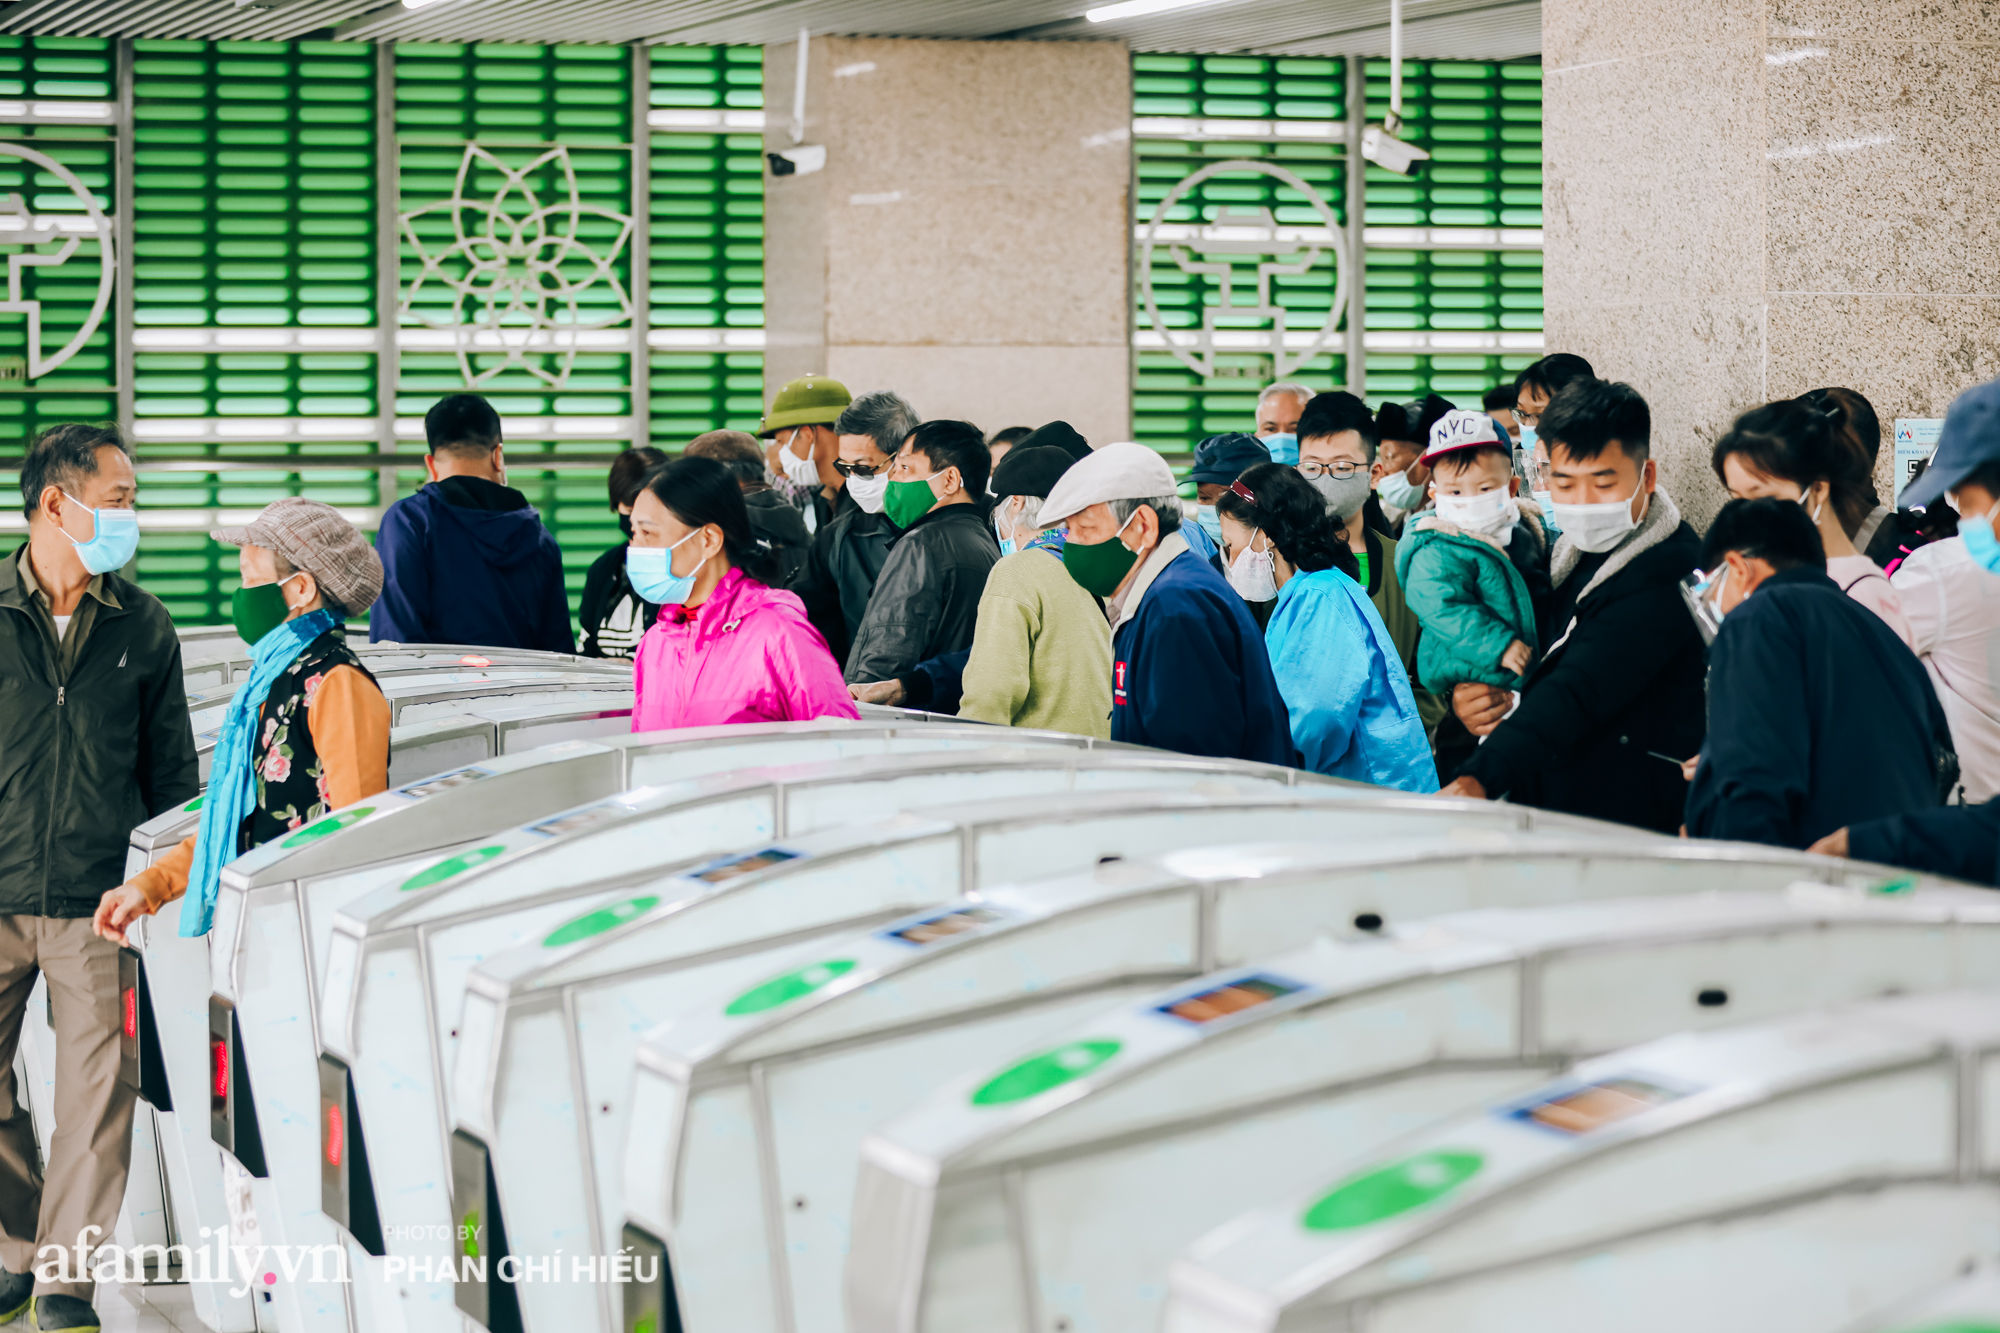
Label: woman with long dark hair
xmin=1711 ymin=399 xmax=1910 ymax=644
xmin=628 ymin=455 xmax=858 ymax=728
xmin=1216 ymin=462 xmax=1437 ymax=791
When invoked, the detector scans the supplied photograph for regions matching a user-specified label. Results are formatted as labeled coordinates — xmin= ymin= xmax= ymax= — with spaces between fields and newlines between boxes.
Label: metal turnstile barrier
xmin=442 ymin=758 xmax=1358 ymax=1333
xmin=843 ymin=880 xmax=2000 ymax=1333
xmin=192 ymin=724 xmax=1106 ymax=1333
xmin=1160 ymin=989 xmax=2000 ymax=1333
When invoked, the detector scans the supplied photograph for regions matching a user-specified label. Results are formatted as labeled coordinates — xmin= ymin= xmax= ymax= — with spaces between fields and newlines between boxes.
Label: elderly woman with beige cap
xmin=94 ymin=498 xmax=389 ymax=943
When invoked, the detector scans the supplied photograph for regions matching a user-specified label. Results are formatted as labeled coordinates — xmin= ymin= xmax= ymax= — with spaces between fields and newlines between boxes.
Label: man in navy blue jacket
xmin=1685 ymin=497 xmax=1953 ymax=850
xmin=1035 ymin=442 xmax=1293 ymax=765
xmin=369 ymin=393 xmax=574 ymax=652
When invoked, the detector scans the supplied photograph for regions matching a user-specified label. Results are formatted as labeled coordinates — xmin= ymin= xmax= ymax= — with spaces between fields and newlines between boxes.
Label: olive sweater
xmin=959 ymin=547 xmax=1112 ymax=739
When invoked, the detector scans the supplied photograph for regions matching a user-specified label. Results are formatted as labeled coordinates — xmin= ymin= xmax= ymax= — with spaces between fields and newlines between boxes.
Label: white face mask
xmin=778 ymin=430 xmax=822 ymax=488
xmin=1553 ymin=489 xmax=1643 ymax=554
xmin=1432 ymin=488 xmax=1517 ymax=540
xmin=1226 ymin=534 xmax=1278 ymax=602
xmin=844 ymin=471 xmax=888 ymax=514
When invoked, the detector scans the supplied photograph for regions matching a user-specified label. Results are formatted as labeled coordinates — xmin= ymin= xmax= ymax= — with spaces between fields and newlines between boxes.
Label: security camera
xmin=766 ymin=145 xmax=827 ymax=178
xmin=1361 ymin=125 xmax=1430 ymax=178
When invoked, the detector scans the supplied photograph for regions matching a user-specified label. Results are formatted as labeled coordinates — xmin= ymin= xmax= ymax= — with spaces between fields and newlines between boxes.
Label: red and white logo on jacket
xmin=1113 ymin=659 xmax=1128 ymax=707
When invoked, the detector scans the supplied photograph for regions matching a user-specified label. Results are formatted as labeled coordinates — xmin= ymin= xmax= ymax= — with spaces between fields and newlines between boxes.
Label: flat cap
xmin=212 ymin=497 xmax=384 ymax=616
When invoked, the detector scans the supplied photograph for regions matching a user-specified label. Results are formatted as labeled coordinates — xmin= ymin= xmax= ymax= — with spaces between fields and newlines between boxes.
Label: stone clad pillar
xmin=1542 ymin=0 xmax=2000 ymax=520
xmin=763 ymin=36 xmax=1133 ymax=445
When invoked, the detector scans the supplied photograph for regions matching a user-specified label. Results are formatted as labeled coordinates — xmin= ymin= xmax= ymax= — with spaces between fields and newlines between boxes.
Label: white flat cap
xmin=1035 ymin=441 xmax=1179 ymax=528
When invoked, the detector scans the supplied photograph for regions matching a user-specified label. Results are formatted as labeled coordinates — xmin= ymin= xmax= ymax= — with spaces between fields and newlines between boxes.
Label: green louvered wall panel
xmin=0 ymin=38 xmax=117 ymax=463
xmin=1132 ymin=54 xmax=1543 ymax=461
xmin=124 ymin=37 xmax=380 ymax=622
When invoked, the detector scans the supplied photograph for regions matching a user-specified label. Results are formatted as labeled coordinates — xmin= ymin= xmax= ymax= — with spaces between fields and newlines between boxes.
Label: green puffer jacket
xmin=1395 ymin=499 xmax=1552 ymax=693
xmin=0 ymin=547 xmax=199 ymax=917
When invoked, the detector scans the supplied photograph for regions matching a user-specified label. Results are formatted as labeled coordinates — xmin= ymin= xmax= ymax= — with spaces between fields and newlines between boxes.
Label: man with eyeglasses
xmin=1296 ymin=391 xmax=1446 ymax=745
xmin=797 ymin=389 xmax=920 ymax=666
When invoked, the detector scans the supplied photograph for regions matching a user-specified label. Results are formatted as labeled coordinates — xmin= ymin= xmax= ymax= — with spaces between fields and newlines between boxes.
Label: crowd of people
xmin=559 ymin=362 xmax=2000 ymax=891
xmin=0 ymin=360 xmax=1996 ymax=1326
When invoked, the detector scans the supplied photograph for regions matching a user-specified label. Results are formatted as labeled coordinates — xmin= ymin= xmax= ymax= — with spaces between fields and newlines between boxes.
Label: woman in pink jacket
xmin=627 ymin=454 xmax=860 ymax=730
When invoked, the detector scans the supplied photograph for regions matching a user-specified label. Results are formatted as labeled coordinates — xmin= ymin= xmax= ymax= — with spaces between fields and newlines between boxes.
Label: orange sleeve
xmin=129 ymin=834 xmax=196 ymax=910
xmin=307 ymin=664 xmax=391 ymax=811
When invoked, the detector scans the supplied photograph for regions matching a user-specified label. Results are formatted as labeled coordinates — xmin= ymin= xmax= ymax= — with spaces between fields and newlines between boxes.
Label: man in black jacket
xmin=1684 ymin=497 xmax=1950 ymax=848
xmin=684 ymin=430 xmax=811 ymax=588
xmin=796 ymin=390 xmax=917 ymax=666
xmin=1440 ymin=380 xmax=1707 ymax=833
xmin=844 ymin=419 xmax=1001 ymax=687
xmin=0 ymin=424 xmax=198 ymax=1331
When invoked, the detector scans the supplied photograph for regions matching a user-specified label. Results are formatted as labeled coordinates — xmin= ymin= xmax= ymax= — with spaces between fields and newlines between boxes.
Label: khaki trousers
xmin=0 ymin=915 xmax=136 ymax=1300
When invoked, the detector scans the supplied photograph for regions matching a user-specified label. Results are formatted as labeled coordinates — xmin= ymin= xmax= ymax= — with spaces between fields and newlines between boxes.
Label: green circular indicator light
xmin=1301 ymin=1149 xmax=1484 ymax=1231
xmin=461 ymin=1210 xmax=479 ymax=1260
xmin=282 ymin=807 xmax=374 ymax=848
xmin=402 ymin=845 xmax=507 ymax=892
xmin=633 ymin=1317 xmax=658 ymax=1333
xmin=725 ymin=960 xmax=857 ymax=1016
xmin=183 ymin=795 xmax=204 ymax=813
xmin=971 ymin=1039 xmax=1122 ymax=1107
xmin=543 ymin=894 xmax=661 ymax=948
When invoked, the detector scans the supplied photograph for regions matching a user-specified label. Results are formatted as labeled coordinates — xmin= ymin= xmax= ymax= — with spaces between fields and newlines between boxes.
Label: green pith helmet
xmin=759 ymin=374 xmax=852 ymax=437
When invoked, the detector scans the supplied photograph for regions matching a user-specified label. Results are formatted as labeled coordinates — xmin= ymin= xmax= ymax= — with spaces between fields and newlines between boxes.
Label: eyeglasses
xmin=1296 ymin=461 xmax=1365 ymax=480
xmin=833 ymin=458 xmax=892 ymax=478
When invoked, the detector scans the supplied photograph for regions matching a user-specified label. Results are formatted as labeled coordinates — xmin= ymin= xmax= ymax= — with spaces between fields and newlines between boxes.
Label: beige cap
xmin=1035 ymin=441 xmax=1179 ymax=528
xmin=212 ymin=497 xmax=384 ymax=615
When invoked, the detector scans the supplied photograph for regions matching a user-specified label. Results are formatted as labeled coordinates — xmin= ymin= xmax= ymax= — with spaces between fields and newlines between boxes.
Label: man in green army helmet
xmin=759 ymin=373 xmax=852 ymax=531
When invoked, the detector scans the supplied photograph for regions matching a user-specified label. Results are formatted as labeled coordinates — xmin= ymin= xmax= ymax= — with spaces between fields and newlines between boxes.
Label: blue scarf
xmin=180 ymin=609 xmax=336 ymax=937
xmin=1027 ymin=528 xmax=1066 ymax=556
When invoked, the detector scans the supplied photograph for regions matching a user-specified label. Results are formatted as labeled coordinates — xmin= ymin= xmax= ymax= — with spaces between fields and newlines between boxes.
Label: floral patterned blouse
xmin=244 ymin=628 xmax=382 ymax=851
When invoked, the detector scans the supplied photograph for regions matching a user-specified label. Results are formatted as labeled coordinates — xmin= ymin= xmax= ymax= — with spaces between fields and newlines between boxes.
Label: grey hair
xmin=834 ymin=390 xmax=920 ymax=458
xmin=269 ymin=549 xmax=350 ymax=622
xmin=1108 ymin=494 xmax=1182 ymax=536
xmin=1258 ymin=381 xmax=1315 ymax=410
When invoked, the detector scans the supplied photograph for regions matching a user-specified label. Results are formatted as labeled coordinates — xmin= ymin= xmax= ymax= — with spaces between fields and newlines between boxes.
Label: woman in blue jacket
xmin=1217 ymin=463 xmax=1439 ymax=792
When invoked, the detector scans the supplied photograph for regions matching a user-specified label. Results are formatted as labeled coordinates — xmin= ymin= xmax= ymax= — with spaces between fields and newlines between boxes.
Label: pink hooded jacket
xmin=630 ymin=566 xmax=860 ymax=731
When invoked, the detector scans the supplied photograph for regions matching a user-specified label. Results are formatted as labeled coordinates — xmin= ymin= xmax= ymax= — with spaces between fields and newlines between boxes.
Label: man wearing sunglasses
xmin=797 ymin=389 xmax=919 ymax=666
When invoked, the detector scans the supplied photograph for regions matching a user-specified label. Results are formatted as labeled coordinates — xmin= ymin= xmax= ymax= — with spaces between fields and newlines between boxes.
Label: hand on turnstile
xmin=850 ymin=678 xmax=906 ymax=706
xmin=92 ymin=882 xmax=156 ymax=947
xmin=1807 ymin=827 xmax=1849 ymax=859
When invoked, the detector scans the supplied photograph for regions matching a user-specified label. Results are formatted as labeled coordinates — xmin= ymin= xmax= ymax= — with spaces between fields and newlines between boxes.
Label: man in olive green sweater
xmin=961 ymin=446 xmax=1112 ymax=737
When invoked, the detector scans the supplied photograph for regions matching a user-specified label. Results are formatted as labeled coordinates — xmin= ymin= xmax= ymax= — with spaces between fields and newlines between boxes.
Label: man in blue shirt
xmin=369 ymin=393 xmax=573 ymax=652
xmin=1035 ymin=442 xmax=1293 ymax=765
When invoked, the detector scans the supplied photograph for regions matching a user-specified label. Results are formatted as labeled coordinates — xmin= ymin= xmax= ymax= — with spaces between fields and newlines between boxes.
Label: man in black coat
xmin=1440 ymin=380 xmax=1707 ymax=833
xmin=1686 ymin=498 xmax=1951 ymax=848
xmin=843 ymin=419 xmax=1001 ymax=687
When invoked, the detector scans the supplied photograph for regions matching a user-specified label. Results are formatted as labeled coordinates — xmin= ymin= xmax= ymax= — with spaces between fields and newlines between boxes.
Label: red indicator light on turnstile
xmin=212 ymin=1039 xmax=228 ymax=1100
xmin=326 ymin=1103 xmax=344 ymax=1167
xmin=122 ymin=987 xmax=136 ymax=1040
xmin=459 ymin=654 xmax=491 ymax=667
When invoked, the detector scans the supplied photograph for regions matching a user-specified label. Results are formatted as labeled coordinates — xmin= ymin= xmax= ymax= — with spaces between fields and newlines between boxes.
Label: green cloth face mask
xmin=1062 ymin=508 xmax=1142 ymax=597
xmin=231 ymin=573 xmax=305 ymax=647
xmin=883 ymin=473 xmax=942 ymax=530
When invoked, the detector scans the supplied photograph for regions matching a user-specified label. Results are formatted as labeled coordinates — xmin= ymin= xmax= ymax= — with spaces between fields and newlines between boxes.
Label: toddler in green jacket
xmin=1393 ymin=409 xmax=1553 ymax=694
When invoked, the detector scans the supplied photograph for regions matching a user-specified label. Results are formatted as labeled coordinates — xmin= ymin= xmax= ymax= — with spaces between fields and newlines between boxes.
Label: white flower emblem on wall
xmin=398 ymin=144 xmax=634 ymax=390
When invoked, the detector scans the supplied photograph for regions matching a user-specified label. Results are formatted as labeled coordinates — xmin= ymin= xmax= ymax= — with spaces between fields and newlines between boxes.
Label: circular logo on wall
xmin=0 ymin=141 xmax=115 ymax=379
xmin=1137 ymin=159 xmax=1349 ymax=383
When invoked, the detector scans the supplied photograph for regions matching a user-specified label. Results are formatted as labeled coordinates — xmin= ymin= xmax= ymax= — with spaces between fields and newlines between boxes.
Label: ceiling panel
xmin=0 ymin=0 xmax=1541 ymax=57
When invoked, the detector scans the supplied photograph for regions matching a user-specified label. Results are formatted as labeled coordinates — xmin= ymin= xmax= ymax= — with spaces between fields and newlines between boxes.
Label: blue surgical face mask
xmin=626 ymin=526 xmax=705 ymax=605
xmin=60 ymin=491 xmax=139 ymax=576
xmin=1259 ymin=432 xmax=1299 ymax=466
xmin=1519 ymin=421 xmax=1538 ymax=452
xmin=1376 ymin=466 xmax=1426 ymax=512
xmin=1963 ymin=511 xmax=2000 ymax=575
xmin=1195 ymin=504 xmax=1223 ymax=546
